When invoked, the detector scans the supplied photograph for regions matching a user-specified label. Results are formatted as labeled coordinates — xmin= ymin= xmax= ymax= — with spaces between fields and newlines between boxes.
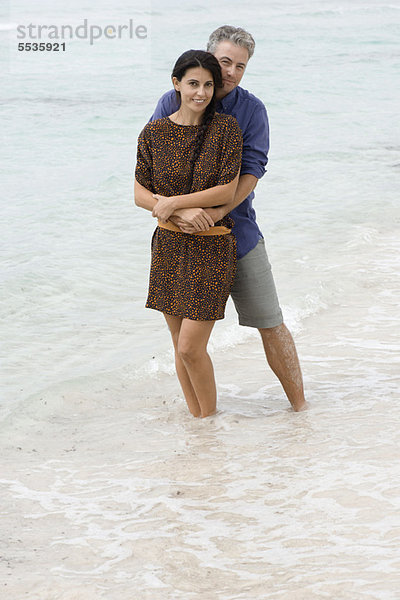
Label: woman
xmin=135 ymin=50 xmax=242 ymax=418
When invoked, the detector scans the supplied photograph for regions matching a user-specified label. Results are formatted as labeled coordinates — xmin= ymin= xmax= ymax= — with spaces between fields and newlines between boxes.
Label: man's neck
xmin=216 ymin=87 xmax=236 ymax=102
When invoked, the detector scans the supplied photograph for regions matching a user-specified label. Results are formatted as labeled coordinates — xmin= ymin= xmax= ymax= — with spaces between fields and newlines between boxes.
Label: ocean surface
xmin=1 ymin=1 xmax=400 ymax=598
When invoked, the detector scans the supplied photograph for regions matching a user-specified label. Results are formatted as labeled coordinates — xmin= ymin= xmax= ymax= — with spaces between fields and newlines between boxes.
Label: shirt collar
xmin=217 ymin=86 xmax=240 ymax=112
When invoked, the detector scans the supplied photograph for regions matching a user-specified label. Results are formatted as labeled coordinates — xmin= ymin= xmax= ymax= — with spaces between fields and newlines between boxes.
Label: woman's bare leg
xmin=163 ymin=314 xmax=201 ymax=417
xmin=177 ymin=319 xmax=217 ymax=418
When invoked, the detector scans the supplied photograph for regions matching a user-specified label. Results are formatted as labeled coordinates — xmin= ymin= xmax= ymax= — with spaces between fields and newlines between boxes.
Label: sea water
xmin=1 ymin=1 xmax=400 ymax=598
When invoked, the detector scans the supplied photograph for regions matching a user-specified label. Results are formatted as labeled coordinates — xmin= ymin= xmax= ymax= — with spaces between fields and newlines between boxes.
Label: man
xmin=150 ymin=25 xmax=306 ymax=411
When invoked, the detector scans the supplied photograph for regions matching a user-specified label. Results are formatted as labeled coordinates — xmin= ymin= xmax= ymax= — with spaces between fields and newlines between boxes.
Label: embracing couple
xmin=135 ymin=25 xmax=306 ymax=418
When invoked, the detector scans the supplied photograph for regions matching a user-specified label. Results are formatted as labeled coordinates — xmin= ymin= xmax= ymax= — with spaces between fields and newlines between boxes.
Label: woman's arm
xmin=152 ymin=172 xmax=240 ymax=222
xmin=135 ymin=178 xmax=215 ymax=231
xmin=134 ymin=179 xmax=157 ymax=211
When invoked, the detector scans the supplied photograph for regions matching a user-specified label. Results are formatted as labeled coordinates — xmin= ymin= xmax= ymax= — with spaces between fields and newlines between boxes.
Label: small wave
xmin=132 ymin=352 xmax=175 ymax=379
xmin=96 ymin=174 xmax=123 ymax=190
xmin=344 ymin=225 xmax=379 ymax=249
xmin=284 ymin=292 xmax=329 ymax=336
xmin=208 ymin=323 xmax=257 ymax=353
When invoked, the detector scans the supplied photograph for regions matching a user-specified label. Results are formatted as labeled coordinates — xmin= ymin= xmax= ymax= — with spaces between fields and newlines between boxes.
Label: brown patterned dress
xmin=135 ymin=113 xmax=242 ymax=321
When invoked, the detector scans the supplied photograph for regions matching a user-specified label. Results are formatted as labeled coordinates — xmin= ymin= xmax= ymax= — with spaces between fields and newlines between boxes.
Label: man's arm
xmin=202 ymin=102 xmax=269 ymax=229
xmin=174 ymin=174 xmax=257 ymax=233
xmin=206 ymin=173 xmax=258 ymax=222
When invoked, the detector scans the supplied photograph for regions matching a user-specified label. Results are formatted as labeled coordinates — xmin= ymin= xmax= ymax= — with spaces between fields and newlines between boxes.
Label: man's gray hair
xmin=207 ymin=25 xmax=255 ymax=59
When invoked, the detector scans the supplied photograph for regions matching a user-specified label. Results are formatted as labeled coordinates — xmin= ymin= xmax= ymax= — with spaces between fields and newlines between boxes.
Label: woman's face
xmin=172 ymin=66 xmax=214 ymax=114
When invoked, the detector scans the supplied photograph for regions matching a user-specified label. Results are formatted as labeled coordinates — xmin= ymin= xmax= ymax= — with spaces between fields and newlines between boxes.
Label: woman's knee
xmin=177 ymin=339 xmax=203 ymax=364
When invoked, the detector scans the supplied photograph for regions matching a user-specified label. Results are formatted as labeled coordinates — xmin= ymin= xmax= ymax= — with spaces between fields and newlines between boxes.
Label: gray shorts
xmin=230 ymin=238 xmax=283 ymax=329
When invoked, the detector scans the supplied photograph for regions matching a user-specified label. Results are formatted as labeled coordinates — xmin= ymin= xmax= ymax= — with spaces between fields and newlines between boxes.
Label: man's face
xmin=213 ymin=40 xmax=249 ymax=98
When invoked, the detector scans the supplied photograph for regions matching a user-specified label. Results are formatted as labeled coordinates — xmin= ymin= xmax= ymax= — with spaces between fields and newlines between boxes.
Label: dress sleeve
xmin=135 ymin=126 xmax=154 ymax=192
xmin=217 ymin=118 xmax=243 ymax=186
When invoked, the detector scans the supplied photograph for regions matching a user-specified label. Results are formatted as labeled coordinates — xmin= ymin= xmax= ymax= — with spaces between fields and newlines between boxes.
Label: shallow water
xmin=2 ymin=321 xmax=400 ymax=598
xmin=2 ymin=240 xmax=400 ymax=597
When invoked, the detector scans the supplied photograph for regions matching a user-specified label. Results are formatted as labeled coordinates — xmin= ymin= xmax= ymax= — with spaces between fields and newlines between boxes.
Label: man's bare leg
xmin=259 ymin=323 xmax=307 ymax=412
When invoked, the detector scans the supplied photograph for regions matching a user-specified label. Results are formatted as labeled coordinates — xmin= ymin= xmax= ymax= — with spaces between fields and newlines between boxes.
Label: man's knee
xmin=258 ymin=323 xmax=289 ymax=343
xmin=259 ymin=322 xmax=285 ymax=333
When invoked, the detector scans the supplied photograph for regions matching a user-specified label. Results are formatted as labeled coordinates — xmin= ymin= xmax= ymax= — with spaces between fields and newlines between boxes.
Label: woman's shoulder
xmin=213 ymin=112 xmax=238 ymax=124
xmin=211 ymin=112 xmax=242 ymax=135
xmin=142 ymin=117 xmax=169 ymax=136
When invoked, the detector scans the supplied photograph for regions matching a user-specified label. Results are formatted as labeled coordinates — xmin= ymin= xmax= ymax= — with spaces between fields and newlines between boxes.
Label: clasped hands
xmin=152 ymin=194 xmax=214 ymax=233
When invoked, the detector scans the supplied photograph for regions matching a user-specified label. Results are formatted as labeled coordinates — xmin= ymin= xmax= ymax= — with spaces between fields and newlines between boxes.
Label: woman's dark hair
xmin=172 ymin=50 xmax=222 ymax=189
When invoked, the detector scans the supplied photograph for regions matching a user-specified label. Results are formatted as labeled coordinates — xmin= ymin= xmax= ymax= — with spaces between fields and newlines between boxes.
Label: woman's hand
xmin=152 ymin=194 xmax=176 ymax=222
xmin=172 ymin=208 xmax=214 ymax=232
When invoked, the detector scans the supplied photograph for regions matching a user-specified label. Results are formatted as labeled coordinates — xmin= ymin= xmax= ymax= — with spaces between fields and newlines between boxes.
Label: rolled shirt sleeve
xmin=240 ymin=102 xmax=269 ymax=179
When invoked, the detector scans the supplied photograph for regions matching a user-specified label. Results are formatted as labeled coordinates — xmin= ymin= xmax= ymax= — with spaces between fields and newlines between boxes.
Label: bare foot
xmin=200 ymin=408 xmax=217 ymax=419
xmin=292 ymin=400 xmax=308 ymax=412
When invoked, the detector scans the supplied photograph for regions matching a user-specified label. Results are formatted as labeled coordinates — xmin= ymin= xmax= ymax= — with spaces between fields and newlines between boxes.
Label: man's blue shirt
xmin=150 ymin=86 xmax=269 ymax=259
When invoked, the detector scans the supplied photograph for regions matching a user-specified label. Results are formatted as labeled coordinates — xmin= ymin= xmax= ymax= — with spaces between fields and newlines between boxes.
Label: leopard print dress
xmin=135 ymin=113 xmax=242 ymax=321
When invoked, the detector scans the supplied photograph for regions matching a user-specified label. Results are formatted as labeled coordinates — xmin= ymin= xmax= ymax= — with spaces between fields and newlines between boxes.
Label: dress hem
xmin=145 ymin=304 xmax=225 ymax=322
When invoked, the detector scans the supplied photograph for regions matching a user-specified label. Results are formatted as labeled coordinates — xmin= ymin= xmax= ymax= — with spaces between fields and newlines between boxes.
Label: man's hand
xmin=171 ymin=208 xmax=214 ymax=233
xmin=152 ymin=194 xmax=176 ymax=222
